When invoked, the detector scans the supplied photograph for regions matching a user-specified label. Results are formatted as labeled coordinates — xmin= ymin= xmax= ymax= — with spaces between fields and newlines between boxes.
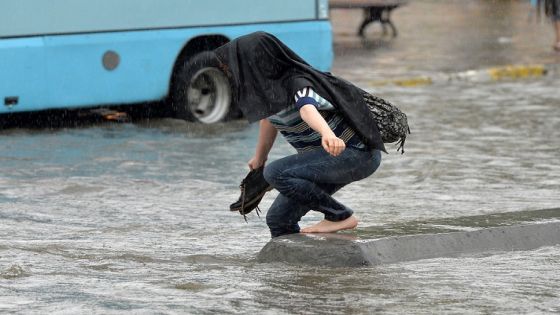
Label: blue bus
xmin=0 ymin=0 xmax=333 ymax=123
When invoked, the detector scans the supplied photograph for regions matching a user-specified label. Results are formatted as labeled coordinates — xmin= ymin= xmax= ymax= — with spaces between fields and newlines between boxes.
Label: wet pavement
xmin=330 ymin=0 xmax=560 ymax=82
xmin=1 ymin=0 xmax=560 ymax=314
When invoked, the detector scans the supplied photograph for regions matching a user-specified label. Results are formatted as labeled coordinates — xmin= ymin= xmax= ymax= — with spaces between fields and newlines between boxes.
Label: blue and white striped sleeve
xmin=294 ymin=87 xmax=320 ymax=110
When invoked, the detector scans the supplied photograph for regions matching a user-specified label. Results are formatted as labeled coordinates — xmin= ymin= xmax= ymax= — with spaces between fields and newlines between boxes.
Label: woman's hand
xmin=321 ymin=132 xmax=346 ymax=157
xmin=248 ymin=156 xmax=267 ymax=170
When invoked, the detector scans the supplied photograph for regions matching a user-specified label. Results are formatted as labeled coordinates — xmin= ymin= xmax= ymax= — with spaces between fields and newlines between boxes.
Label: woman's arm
xmin=299 ymin=104 xmax=345 ymax=156
xmin=248 ymin=119 xmax=278 ymax=170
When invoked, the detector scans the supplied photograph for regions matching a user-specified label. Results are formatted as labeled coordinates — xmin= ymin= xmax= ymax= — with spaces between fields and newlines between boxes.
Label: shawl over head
xmin=213 ymin=31 xmax=386 ymax=152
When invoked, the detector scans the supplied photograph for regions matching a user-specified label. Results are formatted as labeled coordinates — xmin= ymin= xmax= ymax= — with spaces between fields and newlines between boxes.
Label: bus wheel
xmin=172 ymin=52 xmax=232 ymax=123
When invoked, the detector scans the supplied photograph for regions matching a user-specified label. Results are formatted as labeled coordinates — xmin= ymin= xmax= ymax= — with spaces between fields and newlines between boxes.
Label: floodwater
xmin=2 ymin=80 xmax=559 ymax=314
xmin=2 ymin=0 xmax=560 ymax=314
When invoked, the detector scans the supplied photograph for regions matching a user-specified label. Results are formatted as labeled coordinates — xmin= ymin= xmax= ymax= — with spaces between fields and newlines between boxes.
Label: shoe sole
xmin=230 ymin=186 xmax=272 ymax=213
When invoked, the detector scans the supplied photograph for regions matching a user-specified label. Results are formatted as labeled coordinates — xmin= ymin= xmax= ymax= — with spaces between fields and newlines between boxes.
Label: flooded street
xmin=2 ymin=78 xmax=559 ymax=314
xmin=2 ymin=0 xmax=560 ymax=314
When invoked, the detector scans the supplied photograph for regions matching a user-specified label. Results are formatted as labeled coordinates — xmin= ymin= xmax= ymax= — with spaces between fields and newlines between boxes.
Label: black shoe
xmin=230 ymin=166 xmax=272 ymax=221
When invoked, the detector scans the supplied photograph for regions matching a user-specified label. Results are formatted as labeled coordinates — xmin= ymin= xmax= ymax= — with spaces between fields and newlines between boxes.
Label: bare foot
xmin=300 ymin=216 xmax=358 ymax=233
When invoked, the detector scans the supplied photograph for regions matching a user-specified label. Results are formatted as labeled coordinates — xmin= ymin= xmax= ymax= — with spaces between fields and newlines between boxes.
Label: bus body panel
xmin=0 ymin=0 xmax=318 ymax=38
xmin=0 ymin=1 xmax=333 ymax=114
xmin=0 ymin=37 xmax=48 ymax=110
xmin=1 ymin=21 xmax=332 ymax=114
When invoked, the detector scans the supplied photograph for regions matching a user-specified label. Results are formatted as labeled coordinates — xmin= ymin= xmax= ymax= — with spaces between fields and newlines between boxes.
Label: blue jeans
xmin=263 ymin=148 xmax=382 ymax=238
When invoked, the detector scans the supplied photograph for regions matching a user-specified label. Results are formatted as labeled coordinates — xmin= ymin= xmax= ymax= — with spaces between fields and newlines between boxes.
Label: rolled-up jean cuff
xmin=324 ymin=210 xmax=353 ymax=222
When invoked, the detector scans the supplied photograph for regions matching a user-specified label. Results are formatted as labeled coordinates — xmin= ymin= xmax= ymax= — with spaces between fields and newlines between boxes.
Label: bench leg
xmin=357 ymin=7 xmax=399 ymax=38
xmin=357 ymin=9 xmax=375 ymax=37
xmin=388 ymin=20 xmax=398 ymax=37
xmin=382 ymin=10 xmax=398 ymax=37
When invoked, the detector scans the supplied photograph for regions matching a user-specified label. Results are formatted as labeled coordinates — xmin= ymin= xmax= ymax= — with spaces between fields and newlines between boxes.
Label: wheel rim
xmin=186 ymin=67 xmax=231 ymax=124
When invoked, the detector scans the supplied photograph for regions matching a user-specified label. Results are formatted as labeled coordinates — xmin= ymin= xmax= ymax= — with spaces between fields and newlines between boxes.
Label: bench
xmin=329 ymin=0 xmax=408 ymax=38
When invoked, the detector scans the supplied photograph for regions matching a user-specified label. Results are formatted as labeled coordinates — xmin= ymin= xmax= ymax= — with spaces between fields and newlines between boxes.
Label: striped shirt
xmin=268 ymin=87 xmax=366 ymax=153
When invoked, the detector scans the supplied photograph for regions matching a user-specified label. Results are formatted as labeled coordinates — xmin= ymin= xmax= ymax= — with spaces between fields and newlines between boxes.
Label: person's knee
xmin=354 ymin=150 xmax=383 ymax=181
xmin=263 ymin=164 xmax=275 ymax=186
xmin=263 ymin=161 xmax=288 ymax=188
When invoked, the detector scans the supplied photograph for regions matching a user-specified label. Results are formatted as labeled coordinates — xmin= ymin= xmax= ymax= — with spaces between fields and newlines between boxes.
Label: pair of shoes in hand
xmin=229 ymin=166 xmax=272 ymax=221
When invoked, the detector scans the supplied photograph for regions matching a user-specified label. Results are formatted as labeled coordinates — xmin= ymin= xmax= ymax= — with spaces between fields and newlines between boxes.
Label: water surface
xmin=2 ymin=0 xmax=560 ymax=313
xmin=1 ymin=77 xmax=559 ymax=314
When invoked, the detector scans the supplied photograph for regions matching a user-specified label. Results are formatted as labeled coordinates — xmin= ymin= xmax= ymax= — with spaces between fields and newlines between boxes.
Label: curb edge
xmin=368 ymin=63 xmax=560 ymax=87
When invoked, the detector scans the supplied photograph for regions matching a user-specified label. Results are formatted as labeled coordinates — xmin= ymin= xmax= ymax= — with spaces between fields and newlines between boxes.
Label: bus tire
xmin=172 ymin=52 xmax=233 ymax=123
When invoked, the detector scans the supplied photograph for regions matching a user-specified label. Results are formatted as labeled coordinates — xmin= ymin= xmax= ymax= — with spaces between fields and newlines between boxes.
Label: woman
xmin=214 ymin=32 xmax=387 ymax=237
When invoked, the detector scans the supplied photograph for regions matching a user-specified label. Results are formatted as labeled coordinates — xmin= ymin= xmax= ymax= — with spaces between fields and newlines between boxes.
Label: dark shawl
xmin=213 ymin=31 xmax=386 ymax=153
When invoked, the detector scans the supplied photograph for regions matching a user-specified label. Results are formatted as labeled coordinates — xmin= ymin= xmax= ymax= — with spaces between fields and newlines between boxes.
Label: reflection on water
xmin=0 ymin=77 xmax=559 ymax=313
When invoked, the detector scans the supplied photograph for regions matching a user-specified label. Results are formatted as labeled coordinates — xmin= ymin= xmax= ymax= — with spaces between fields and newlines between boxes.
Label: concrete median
xmin=257 ymin=208 xmax=560 ymax=267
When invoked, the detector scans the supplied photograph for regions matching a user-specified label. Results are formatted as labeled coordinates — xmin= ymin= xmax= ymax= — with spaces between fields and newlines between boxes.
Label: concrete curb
xmin=368 ymin=63 xmax=560 ymax=87
xmin=257 ymin=209 xmax=560 ymax=267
